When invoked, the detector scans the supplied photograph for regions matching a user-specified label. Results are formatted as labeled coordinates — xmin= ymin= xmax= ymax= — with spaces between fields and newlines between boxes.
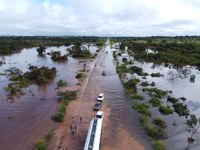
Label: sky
xmin=0 ymin=0 xmax=200 ymax=36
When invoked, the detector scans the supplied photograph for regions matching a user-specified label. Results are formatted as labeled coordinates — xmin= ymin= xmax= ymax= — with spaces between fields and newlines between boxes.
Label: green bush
xmin=34 ymin=139 xmax=47 ymax=150
xmin=52 ymin=111 xmax=65 ymax=122
xmin=149 ymin=98 xmax=161 ymax=107
xmin=76 ymin=72 xmax=83 ymax=79
xmin=173 ymin=102 xmax=190 ymax=117
xmin=145 ymin=125 xmax=167 ymax=139
xmin=150 ymin=82 xmax=155 ymax=86
xmin=57 ymin=79 xmax=67 ymax=87
xmin=153 ymin=140 xmax=166 ymax=150
xmin=152 ymin=118 xmax=167 ymax=128
xmin=140 ymin=81 xmax=149 ymax=87
xmin=131 ymin=94 xmax=144 ymax=100
xmin=151 ymin=73 xmax=163 ymax=77
xmin=124 ymin=78 xmax=140 ymax=94
xmin=140 ymin=114 xmax=148 ymax=125
xmin=57 ymin=91 xmax=77 ymax=100
xmin=186 ymin=114 xmax=198 ymax=128
xmin=143 ymin=88 xmax=167 ymax=98
xmin=133 ymin=102 xmax=151 ymax=116
xmin=167 ymin=96 xmax=177 ymax=104
xmin=159 ymin=105 xmax=173 ymax=115
xmin=45 ymin=132 xmax=53 ymax=142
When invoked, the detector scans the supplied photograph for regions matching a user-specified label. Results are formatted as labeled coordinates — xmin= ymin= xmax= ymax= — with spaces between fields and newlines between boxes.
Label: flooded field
xmin=115 ymin=46 xmax=200 ymax=149
xmin=2 ymin=39 xmax=199 ymax=150
xmin=0 ymin=45 xmax=96 ymax=150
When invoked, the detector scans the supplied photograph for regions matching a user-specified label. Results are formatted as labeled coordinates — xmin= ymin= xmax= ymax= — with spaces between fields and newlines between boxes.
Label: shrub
xmin=179 ymin=97 xmax=187 ymax=101
xmin=76 ymin=72 xmax=83 ymax=79
xmin=140 ymin=81 xmax=149 ymax=86
xmin=152 ymin=118 xmax=167 ymax=128
xmin=145 ymin=125 xmax=167 ymax=139
xmin=167 ymin=96 xmax=177 ymax=104
xmin=159 ymin=105 xmax=173 ymax=115
xmin=150 ymin=82 xmax=155 ymax=86
xmin=51 ymin=111 xmax=65 ymax=122
xmin=151 ymin=73 xmax=163 ymax=77
xmin=143 ymin=88 xmax=167 ymax=98
xmin=57 ymin=91 xmax=77 ymax=100
xmin=37 ymin=46 xmax=46 ymax=55
xmin=124 ymin=78 xmax=140 ymax=94
xmin=122 ymin=57 xmax=128 ymax=63
xmin=153 ymin=140 xmax=166 ymax=150
xmin=131 ymin=94 xmax=144 ymax=100
xmin=57 ymin=79 xmax=67 ymax=87
xmin=186 ymin=114 xmax=198 ymax=128
xmin=149 ymin=98 xmax=161 ymax=107
xmin=128 ymin=66 xmax=143 ymax=75
xmin=45 ymin=132 xmax=53 ymax=142
xmin=140 ymin=114 xmax=148 ymax=125
xmin=34 ymin=139 xmax=47 ymax=150
xmin=133 ymin=102 xmax=151 ymax=116
xmin=173 ymin=103 xmax=190 ymax=117
xmin=50 ymin=51 xmax=68 ymax=61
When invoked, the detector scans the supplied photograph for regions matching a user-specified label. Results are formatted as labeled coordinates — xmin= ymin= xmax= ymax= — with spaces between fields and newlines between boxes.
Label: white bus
xmin=84 ymin=111 xmax=104 ymax=150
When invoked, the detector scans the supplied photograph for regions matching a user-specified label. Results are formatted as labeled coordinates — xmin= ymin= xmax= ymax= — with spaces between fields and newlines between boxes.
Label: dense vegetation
xmin=4 ymin=66 xmax=56 ymax=97
xmin=0 ymin=36 xmax=106 ymax=55
xmin=114 ymin=36 xmax=200 ymax=68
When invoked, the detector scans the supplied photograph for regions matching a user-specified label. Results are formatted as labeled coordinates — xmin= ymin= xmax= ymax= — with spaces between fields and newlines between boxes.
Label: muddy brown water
xmin=0 ymin=46 xmax=92 ymax=150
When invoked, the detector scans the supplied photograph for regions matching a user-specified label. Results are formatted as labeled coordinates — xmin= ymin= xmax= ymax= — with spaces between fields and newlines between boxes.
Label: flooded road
xmin=60 ymin=40 xmax=151 ymax=150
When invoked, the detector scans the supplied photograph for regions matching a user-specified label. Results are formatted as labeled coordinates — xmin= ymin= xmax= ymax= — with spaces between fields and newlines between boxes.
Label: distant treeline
xmin=111 ymin=36 xmax=200 ymax=68
xmin=0 ymin=36 xmax=106 ymax=55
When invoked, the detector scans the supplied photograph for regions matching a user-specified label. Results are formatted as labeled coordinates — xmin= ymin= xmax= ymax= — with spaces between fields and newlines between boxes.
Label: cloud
xmin=0 ymin=0 xmax=200 ymax=36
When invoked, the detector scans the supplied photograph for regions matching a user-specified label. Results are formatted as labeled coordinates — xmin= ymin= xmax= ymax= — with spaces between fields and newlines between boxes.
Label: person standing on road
xmin=80 ymin=116 xmax=82 ymax=123
xmin=74 ymin=125 xmax=77 ymax=133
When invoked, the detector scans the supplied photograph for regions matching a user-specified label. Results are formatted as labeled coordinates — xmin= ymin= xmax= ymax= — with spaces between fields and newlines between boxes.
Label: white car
xmin=97 ymin=93 xmax=104 ymax=102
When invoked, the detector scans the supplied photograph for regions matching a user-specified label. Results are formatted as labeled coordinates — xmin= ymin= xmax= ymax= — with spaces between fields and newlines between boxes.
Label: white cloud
xmin=0 ymin=0 xmax=200 ymax=36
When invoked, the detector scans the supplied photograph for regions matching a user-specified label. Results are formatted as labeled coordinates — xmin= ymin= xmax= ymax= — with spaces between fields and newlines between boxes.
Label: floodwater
xmin=117 ymin=49 xmax=200 ymax=149
xmin=0 ymin=45 xmax=96 ymax=150
xmin=96 ymin=43 xmax=151 ymax=149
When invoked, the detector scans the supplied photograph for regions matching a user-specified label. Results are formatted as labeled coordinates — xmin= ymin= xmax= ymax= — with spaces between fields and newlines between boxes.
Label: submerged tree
xmin=37 ymin=46 xmax=46 ymax=55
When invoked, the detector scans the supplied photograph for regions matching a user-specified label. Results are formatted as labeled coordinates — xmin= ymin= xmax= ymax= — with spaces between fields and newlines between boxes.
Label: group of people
xmin=69 ymin=116 xmax=82 ymax=135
